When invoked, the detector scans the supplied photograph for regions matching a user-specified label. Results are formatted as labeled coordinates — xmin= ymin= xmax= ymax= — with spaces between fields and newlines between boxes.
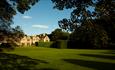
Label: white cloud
xmin=32 ymin=24 xmax=49 ymax=29
xmin=22 ymin=16 xmax=32 ymax=19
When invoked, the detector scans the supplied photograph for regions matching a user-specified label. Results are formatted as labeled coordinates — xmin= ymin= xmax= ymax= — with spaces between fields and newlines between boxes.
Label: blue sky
xmin=13 ymin=0 xmax=72 ymax=35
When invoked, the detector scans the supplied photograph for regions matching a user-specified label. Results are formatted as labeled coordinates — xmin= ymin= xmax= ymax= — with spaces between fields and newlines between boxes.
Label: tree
xmin=52 ymin=0 xmax=114 ymax=31
xmin=11 ymin=26 xmax=24 ymax=44
xmin=52 ymin=0 xmax=96 ymax=30
xmin=0 ymin=0 xmax=39 ymax=21
xmin=51 ymin=0 xmax=115 ymax=48
xmin=49 ymin=28 xmax=69 ymax=49
xmin=68 ymin=19 xmax=109 ymax=48
xmin=0 ymin=26 xmax=24 ymax=47
xmin=0 ymin=0 xmax=39 ymax=45
xmin=50 ymin=28 xmax=69 ymax=41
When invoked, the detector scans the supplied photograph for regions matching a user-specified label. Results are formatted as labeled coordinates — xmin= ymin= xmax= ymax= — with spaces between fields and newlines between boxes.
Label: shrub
xmin=108 ymin=43 xmax=115 ymax=49
xmin=37 ymin=42 xmax=53 ymax=48
xmin=51 ymin=40 xmax=68 ymax=49
xmin=0 ymin=43 xmax=15 ymax=51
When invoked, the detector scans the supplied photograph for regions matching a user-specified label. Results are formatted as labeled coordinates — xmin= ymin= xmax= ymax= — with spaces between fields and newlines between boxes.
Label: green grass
xmin=1 ymin=47 xmax=115 ymax=70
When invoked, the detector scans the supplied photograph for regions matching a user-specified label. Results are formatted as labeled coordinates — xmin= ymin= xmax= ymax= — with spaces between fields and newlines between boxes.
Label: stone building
xmin=20 ymin=34 xmax=50 ymax=46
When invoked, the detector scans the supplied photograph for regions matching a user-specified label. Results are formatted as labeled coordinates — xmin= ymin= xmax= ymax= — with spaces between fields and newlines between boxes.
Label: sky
xmin=13 ymin=0 xmax=72 ymax=35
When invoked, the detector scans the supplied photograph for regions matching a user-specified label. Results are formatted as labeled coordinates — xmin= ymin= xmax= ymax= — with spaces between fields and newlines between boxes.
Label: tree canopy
xmin=0 ymin=0 xmax=39 ymax=45
xmin=51 ymin=0 xmax=115 ymax=48
xmin=52 ymin=0 xmax=115 ymax=31
xmin=0 ymin=0 xmax=39 ymax=21
xmin=49 ymin=28 xmax=70 ymax=41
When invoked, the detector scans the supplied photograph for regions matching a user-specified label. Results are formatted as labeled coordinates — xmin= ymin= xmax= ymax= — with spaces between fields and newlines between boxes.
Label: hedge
xmin=37 ymin=42 xmax=53 ymax=48
xmin=51 ymin=40 xmax=68 ymax=49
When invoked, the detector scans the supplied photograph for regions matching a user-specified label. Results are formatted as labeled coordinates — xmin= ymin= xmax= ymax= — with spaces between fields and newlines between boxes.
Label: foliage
xmin=37 ymin=39 xmax=68 ymax=49
xmin=52 ymin=0 xmax=114 ymax=27
xmin=50 ymin=28 xmax=70 ymax=41
xmin=0 ymin=0 xmax=39 ymax=21
xmin=37 ymin=42 xmax=53 ymax=48
xmin=52 ymin=0 xmax=97 ymax=31
xmin=0 ymin=0 xmax=39 ymax=46
xmin=51 ymin=40 xmax=68 ymax=49
xmin=68 ymin=20 xmax=109 ymax=49
xmin=11 ymin=26 xmax=24 ymax=44
xmin=51 ymin=0 xmax=115 ymax=48
xmin=0 ymin=25 xmax=24 ymax=46
xmin=108 ymin=43 xmax=115 ymax=49
xmin=94 ymin=17 xmax=115 ymax=43
xmin=0 ymin=43 xmax=15 ymax=51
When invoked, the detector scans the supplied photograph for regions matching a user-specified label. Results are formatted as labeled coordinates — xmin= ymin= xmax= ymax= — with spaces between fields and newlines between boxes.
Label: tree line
xmin=51 ymin=0 xmax=115 ymax=49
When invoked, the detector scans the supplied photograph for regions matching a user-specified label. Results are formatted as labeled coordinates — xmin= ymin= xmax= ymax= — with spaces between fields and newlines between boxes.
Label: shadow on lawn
xmin=0 ymin=53 xmax=49 ymax=70
xmin=39 ymin=68 xmax=58 ymax=70
xmin=63 ymin=59 xmax=115 ymax=70
xmin=103 ymin=50 xmax=115 ymax=54
xmin=79 ymin=54 xmax=115 ymax=60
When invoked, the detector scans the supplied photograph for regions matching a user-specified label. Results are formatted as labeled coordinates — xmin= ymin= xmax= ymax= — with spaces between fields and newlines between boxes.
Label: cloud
xmin=32 ymin=24 xmax=49 ymax=29
xmin=22 ymin=16 xmax=32 ymax=19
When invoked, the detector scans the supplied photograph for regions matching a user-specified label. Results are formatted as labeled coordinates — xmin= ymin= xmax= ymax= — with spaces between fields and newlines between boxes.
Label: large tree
xmin=0 ymin=0 xmax=39 ymax=21
xmin=0 ymin=0 xmax=39 ymax=44
xmin=50 ymin=28 xmax=69 ymax=41
xmin=51 ymin=0 xmax=115 ymax=48
xmin=52 ymin=0 xmax=114 ymax=31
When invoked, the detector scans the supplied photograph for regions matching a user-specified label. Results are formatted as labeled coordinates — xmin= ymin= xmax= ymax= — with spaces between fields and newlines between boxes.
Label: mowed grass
xmin=2 ymin=47 xmax=115 ymax=70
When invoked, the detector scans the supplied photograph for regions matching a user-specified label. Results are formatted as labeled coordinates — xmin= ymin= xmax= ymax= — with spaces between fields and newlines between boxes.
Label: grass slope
xmin=1 ymin=47 xmax=115 ymax=70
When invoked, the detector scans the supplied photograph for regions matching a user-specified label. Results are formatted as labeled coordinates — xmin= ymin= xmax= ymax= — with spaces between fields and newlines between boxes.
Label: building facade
xmin=20 ymin=34 xmax=50 ymax=46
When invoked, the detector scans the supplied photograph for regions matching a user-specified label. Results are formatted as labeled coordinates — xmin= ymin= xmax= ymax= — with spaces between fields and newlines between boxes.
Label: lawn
xmin=1 ymin=47 xmax=115 ymax=70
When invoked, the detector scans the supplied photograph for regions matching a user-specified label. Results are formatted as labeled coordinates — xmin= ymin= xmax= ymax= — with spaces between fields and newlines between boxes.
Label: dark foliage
xmin=0 ymin=43 xmax=14 ymax=48
xmin=50 ymin=40 xmax=68 ymax=49
xmin=0 ymin=25 xmax=24 ymax=47
xmin=0 ymin=0 xmax=38 ymax=46
xmin=68 ymin=20 xmax=109 ymax=49
xmin=49 ymin=28 xmax=70 ymax=41
xmin=51 ymin=0 xmax=115 ymax=49
xmin=37 ymin=42 xmax=53 ymax=48
xmin=0 ymin=0 xmax=39 ymax=21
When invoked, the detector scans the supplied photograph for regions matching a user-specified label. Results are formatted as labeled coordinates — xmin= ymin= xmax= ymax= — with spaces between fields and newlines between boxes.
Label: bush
xmin=0 ymin=43 xmax=15 ymax=51
xmin=51 ymin=40 xmax=68 ymax=49
xmin=37 ymin=42 xmax=53 ymax=48
xmin=67 ymin=40 xmax=79 ymax=49
xmin=108 ymin=43 xmax=115 ymax=49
